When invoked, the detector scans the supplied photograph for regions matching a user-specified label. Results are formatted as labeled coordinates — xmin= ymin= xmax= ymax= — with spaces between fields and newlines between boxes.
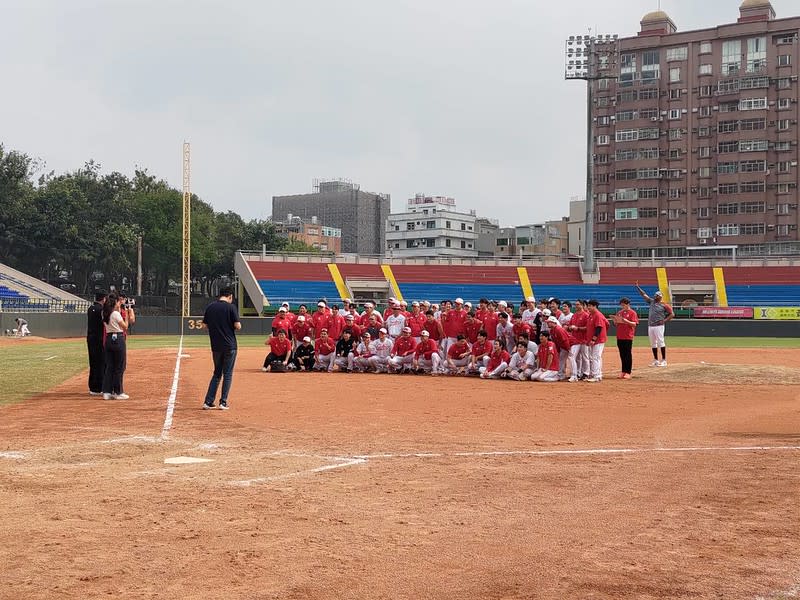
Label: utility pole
xmin=565 ymin=33 xmax=619 ymax=273
xmin=182 ymin=142 xmax=191 ymax=318
xmin=136 ymin=235 xmax=143 ymax=297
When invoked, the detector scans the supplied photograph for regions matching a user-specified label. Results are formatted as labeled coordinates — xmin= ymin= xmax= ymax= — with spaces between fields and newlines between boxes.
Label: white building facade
xmin=386 ymin=195 xmax=480 ymax=257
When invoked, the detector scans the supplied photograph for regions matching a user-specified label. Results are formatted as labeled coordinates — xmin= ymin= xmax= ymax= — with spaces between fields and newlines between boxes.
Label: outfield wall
xmin=3 ymin=313 xmax=800 ymax=339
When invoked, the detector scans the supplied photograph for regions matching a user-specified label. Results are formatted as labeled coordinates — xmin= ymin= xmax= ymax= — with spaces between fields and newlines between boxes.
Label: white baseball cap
xmin=498 ymin=300 xmax=508 ymax=307
xmin=343 ymin=298 xmax=352 ymax=303
xmin=542 ymin=308 xmax=551 ymax=316
xmin=455 ymin=297 xmax=464 ymax=304
xmin=364 ymin=302 xmax=374 ymax=308
xmin=297 ymin=315 xmax=305 ymax=322
xmin=526 ymin=296 xmax=535 ymax=302
xmin=420 ymin=330 xmax=430 ymax=336
xmin=400 ymin=300 xmax=408 ymax=306
xmin=302 ymin=336 xmax=311 ymax=342
xmin=317 ymin=301 xmax=326 ymax=307
xmin=345 ymin=314 xmax=355 ymax=320
xmin=278 ymin=307 xmax=287 ymax=312
xmin=547 ymin=316 xmax=559 ymax=325
xmin=379 ymin=327 xmax=387 ymax=334
xmin=412 ymin=301 xmax=420 ymax=306
xmin=465 ymin=302 xmax=472 ymax=308
xmin=402 ymin=326 xmax=412 ymax=333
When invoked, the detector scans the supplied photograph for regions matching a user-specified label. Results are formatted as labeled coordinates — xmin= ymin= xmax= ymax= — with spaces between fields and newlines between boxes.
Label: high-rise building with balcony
xmin=592 ymin=0 xmax=800 ymax=258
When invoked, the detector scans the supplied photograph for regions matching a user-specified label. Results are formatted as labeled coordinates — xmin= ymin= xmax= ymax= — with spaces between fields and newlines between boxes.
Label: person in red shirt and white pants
xmin=585 ymin=299 xmax=608 ymax=382
xmin=613 ymin=297 xmax=639 ymax=379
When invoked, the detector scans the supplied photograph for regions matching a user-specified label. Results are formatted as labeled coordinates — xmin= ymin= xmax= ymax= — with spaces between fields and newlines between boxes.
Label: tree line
xmin=0 ymin=143 xmax=313 ymax=296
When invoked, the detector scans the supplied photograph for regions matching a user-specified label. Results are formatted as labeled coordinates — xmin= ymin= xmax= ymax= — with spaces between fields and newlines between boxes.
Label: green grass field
xmin=1 ymin=334 xmax=798 ymax=406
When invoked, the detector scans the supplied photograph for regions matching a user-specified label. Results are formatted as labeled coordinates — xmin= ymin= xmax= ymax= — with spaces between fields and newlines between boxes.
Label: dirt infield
xmin=1 ymin=344 xmax=799 ymax=600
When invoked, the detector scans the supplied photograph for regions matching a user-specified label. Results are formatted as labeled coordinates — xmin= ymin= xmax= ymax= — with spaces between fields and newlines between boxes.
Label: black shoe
xmin=203 ymin=402 xmax=215 ymax=410
xmin=218 ymin=402 xmax=229 ymax=410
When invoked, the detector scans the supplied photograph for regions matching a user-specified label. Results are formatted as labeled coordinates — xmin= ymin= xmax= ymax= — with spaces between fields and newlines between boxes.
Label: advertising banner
xmin=693 ymin=307 xmax=754 ymax=318
xmin=754 ymin=307 xmax=800 ymax=320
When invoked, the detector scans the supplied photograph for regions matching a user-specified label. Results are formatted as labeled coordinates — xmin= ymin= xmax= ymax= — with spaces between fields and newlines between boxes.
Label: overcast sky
xmin=1 ymin=0 xmax=794 ymax=227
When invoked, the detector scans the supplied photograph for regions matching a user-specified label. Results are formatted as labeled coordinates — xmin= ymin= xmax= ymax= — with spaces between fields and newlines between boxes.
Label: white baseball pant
xmin=530 ymin=368 xmax=561 ymax=382
xmin=648 ymin=325 xmax=666 ymax=348
xmin=589 ymin=343 xmax=605 ymax=380
xmin=416 ymin=354 xmax=441 ymax=373
xmin=479 ymin=361 xmax=508 ymax=379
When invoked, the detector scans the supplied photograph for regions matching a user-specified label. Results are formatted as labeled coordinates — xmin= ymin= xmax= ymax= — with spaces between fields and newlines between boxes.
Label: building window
xmin=597 ymin=192 xmax=608 ymax=203
xmin=698 ymin=126 xmax=710 ymax=137
xmin=666 ymin=47 xmax=688 ymax=61
xmin=460 ymin=223 xmax=466 ymax=231
xmin=496 ymin=238 xmax=508 ymax=246
xmin=669 ymin=189 xmax=681 ymax=199
xmin=639 ymin=227 xmax=658 ymax=238
xmin=669 ymin=128 xmax=682 ymax=140
xmin=717 ymin=161 xmax=738 ymax=174
xmin=639 ymin=207 xmax=658 ymax=218
xmin=718 ymin=120 xmax=738 ymax=134
xmin=616 ymin=110 xmax=636 ymax=121
xmin=778 ymin=183 xmax=791 ymax=194
xmin=775 ymin=34 xmax=798 ymax=45
xmin=739 ymin=140 xmax=768 ymax=152
xmin=741 ymin=181 xmax=766 ymax=193
xmin=778 ymin=203 xmax=790 ymax=215
xmin=719 ymin=100 xmax=739 ymax=113
xmin=717 ymin=223 xmax=740 ymax=237
xmin=740 ymin=223 xmax=766 ymax=236
xmin=778 ymin=119 xmax=791 ymax=131
xmin=596 ymin=212 xmax=609 ymax=223
xmin=718 ymin=184 xmax=739 ymax=195
xmin=778 ymin=98 xmax=792 ymax=110
xmin=777 ymin=78 xmax=792 ymax=90
xmin=407 ymin=222 xmax=415 ymax=230
xmin=615 ymin=129 xmax=638 ymax=142
xmin=699 ymin=187 xmax=712 ymax=198
xmin=640 ymin=108 xmax=659 ymax=120
xmin=718 ymin=141 xmax=739 ymax=153
xmin=669 ymin=229 xmax=681 ymax=240
xmin=638 ymin=188 xmax=659 ymax=199
xmin=775 ymin=141 xmax=791 ymax=151
xmin=778 ymin=161 xmax=792 ymax=173
xmin=395 ymin=225 xmax=400 ymax=231
xmin=739 ymin=97 xmax=767 ymax=111
xmin=740 ymin=76 xmax=770 ymax=90
xmin=669 ymin=89 xmax=682 ymax=100
xmin=668 ymin=108 xmax=681 ymax=120
xmin=637 ymin=168 xmax=660 ymax=179
xmin=699 ymin=64 xmax=713 ymax=75
xmin=700 ymin=42 xmax=712 ymax=54
xmin=427 ymin=220 xmax=436 ymax=229
xmin=698 ymin=227 xmax=712 ymax=239
xmin=598 ymin=78 xmax=611 ymax=90
xmin=460 ymin=240 xmax=466 ymax=249
xmin=699 ymin=146 xmax=712 ymax=158
xmin=699 ymin=105 xmax=712 ymax=117
xmin=615 ymin=208 xmax=638 ymax=220
xmin=698 ymin=207 xmax=710 ymax=218
xmin=699 ymin=85 xmax=713 ymax=98
xmin=778 ymin=54 xmax=792 ymax=66
xmin=445 ymin=220 xmax=451 ymax=229
xmin=722 ymin=40 xmax=741 ymax=74
xmin=394 ymin=243 xmax=400 ymax=249
xmin=699 ymin=167 xmax=712 ymax=177
xmin=740 ymin=159 xmax=766 ymax=172
xmin=669 ymin=67 xmax=681 ymax=82
xmin=445 ymin=239 xmax=451 ymax=247
xmin=638 ymin=127 xmax=660 ymax=140
xmin=668 ymin=209 xmax=680 ymax=219
xmin=597 ymin=134 xmax=610 ymax=145
xmin=746 ymin=36 xmax=767 ymax=72
xmin=740 ymin=118 xmax=766 ymax=131
xmin=597 ymin=116 xmax=610 ymax=126
xmin=741 ymin=201 xmax=765 ymax=214
xmin=615 ymin=188 xmax=638 ymax=201
xmin=616 ymin=169 xmax=637 ymax=180
xmin=669 ymin=149 xmax=681 ymax=159
xmin=778 ymin=224 xmax=790 ymax=236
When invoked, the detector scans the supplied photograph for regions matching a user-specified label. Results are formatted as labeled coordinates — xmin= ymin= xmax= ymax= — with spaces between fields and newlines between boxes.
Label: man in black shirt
xmin=201 ymin=287 xmax=241 ymax=410
xmin=292 ymin=336 xmax=316 ymax=371
xmin=87 ymin=291 xmax=107 ymax=396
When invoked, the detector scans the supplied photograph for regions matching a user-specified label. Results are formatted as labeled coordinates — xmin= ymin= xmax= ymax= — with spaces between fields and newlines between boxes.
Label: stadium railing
xmin=0 ymin=297 xmax=91 ymax=313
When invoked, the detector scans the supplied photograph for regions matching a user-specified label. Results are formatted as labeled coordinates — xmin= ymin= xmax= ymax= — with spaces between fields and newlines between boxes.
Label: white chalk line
xmin=43 ymin=355 xmax=57 ymax=361
xmin=226 ymin=445 xmax=800 ymax=486
xmin=160 ymin=333 xmax=185 ymax=440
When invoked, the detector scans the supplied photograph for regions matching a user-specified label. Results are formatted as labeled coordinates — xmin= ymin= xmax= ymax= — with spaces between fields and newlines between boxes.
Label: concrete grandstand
xmin=0 ymin=262 xmax=89 ymax=313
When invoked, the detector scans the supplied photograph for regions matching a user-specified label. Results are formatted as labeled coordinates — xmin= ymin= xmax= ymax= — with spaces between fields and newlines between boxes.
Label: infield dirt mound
xmin=636 ymin=362 xmax=800 ymax=386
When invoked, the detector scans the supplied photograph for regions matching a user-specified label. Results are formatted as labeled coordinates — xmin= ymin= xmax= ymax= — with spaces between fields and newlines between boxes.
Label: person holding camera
xmin=101 ymin=293 xmax=129 ymax=400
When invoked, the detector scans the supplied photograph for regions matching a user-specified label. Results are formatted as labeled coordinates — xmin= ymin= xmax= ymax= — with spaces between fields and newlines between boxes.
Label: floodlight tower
xmin=182 ymin=142 xmax=191 ymax=318
xmin=565 ymin=33 xmax=619 ymax=273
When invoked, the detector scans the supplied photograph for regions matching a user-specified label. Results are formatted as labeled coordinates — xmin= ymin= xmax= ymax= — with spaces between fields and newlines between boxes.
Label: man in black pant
xmin=87 ymin=291 xmax=107 ymax=396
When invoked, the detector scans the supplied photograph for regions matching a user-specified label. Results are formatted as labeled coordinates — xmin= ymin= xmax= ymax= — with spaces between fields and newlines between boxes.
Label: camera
xmin=123 ymin=298 xmax=136 ymax=309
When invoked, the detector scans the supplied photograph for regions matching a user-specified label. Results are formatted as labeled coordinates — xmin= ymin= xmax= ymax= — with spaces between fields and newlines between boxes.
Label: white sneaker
xmin=568 ymin=377 xmax=578 ymax=383
xmin=261 ymin=367 xmax=268 ymax=372
xmin=650 ymin=360 xmax=660 ymax=367
xmin=89 ymin=391 xmax=102 ymax=396
xmin=115 ymin=393 xmax=130 ymax=400
xmin=102 ymin=393 xmax=112 ymax=400
xmin=585 ymin=377 xmax=599 ymax=383
xmin=659 ymin=360 xmax=667 ymax=367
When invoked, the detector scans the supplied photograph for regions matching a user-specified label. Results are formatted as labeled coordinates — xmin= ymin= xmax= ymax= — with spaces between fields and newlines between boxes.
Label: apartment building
xmin=591 ymin=0 xmax=800 ymax=258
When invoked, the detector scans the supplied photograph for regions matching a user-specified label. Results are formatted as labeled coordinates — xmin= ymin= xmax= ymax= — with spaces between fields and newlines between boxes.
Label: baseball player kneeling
xmin=368 ymin=328 xmax=394 ymax=373
xmin=444 ymin=335 xmax=472 ymax=375
xmin=479 ymin=339 xmax=510 ymax=379
xmin=413 ymin=330 xmax=441 ymax=374
xmin=506 ymin=341 xmax=536 ymax=381
xmin=530 ymin=331 xmax=561 ymax=382
xmin=388 ymin=327 xmax=417 ymax=373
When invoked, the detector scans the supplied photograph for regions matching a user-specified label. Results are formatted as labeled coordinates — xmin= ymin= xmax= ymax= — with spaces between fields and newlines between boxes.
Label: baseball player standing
xmin=613 ymin=297 xmax=639 ymax=379
xmin=636 ymin=282 xmax=674 ymax=367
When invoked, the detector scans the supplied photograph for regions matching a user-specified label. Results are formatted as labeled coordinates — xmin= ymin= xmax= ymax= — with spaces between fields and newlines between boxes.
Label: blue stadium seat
xmin=259 ymin=280 xmax=342 ymax=305
xmin=727 ymin=285 xmax=800 ymax=307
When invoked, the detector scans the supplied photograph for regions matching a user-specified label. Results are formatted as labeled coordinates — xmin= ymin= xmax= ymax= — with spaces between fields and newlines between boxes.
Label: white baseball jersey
xmin=508 ymin=350 xmax=536 ymax=371
xmin=559 ymin=312 xmax=573 ymax=326
xmin=522 ymin=308 xmax=540 ymax=327
xmin=371 ymin=338 xmax=394 ymax=358
xmin=384 ymin=314 xmax=406 ymax=338
xmin=355 ymin=341 xmax=373 ymax=357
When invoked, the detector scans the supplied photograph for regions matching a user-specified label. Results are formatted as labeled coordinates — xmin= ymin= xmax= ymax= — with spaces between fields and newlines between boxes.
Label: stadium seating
xmin=242 ymin=256 xmax=800 ymax=311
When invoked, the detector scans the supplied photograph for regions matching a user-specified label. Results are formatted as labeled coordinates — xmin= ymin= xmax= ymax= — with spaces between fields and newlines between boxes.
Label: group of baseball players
xmin=260 ymin=290 xmax=672 ymax=381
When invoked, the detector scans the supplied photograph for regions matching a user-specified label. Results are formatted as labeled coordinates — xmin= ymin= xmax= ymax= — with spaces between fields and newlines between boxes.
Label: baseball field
xmin=1 ymin=334 xmax=798 ymax=600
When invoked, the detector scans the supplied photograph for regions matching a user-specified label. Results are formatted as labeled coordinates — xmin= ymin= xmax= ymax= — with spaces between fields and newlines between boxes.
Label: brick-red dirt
xmin=1 ymin=345 xmax=798 ymax=600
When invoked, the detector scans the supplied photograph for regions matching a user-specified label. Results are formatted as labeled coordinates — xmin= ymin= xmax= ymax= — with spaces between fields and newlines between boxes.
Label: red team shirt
xmin=269 ymin=336 xmax=291 ymax=357
xmin=486 ymin=349 xmax=511 ymax=372
xmin=314 ymin=337 xmax=336 ymax=356
xmin=537 ymin=340 xmax=559 ymax=371
xmin=482 ymin=312 xmax=499 ymax=340
xmin=549 ymin=325 xmax=572 ymax=352
xmin=569 ymin=311 xmax=589 ymax=344
xmin=588 ymin=311 xmax=609 ymax=344
xmin=290 ymin=321 xmax=313 ymax=341
xmin=471 ymin=339 xmax=492 ymax=359
xmin=615 ymin=308 xmax=639 ymax=341
xmin=414 ymin=338 xmax=439 ymax=360
xmin=463 ymin=318 xmax=483 ymax=343
xmin=422 ymin=319 xmax=444 ymax=341
xmin=441 ymin=310 xmax=466 ymax=338
xmin=407 ymin=312 xmax=426 ymax=337
xmin=447 ymin=341 xmax=471 ymax=360
xmin=392 ymin=336 xmax=417 ymax=356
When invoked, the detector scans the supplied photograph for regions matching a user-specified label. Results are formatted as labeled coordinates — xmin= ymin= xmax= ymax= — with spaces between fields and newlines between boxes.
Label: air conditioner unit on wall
xmin=700 ymin=239 xmax=707 ymax=244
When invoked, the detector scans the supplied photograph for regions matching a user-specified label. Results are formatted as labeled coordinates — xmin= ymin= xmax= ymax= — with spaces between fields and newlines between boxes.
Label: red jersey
xmin=343 ymin=323 xmax=362 ymax=340
xmin=407 ymin=312 xmax=426 ymax=337
xmin=588 ymin=310 xmax=609 ymax=344
xmin=512 ymin=322 xmax=532 ymax=340
xmin=537 ymin=340 xmax=559 ymax=371
xmin=268 ymin=336 xmax=291 ymax=357
xmin=447 ymin=341 xmax=471 ymax=360
xmin=315 ymin=337 xmax=336 ymax=356
xmin=327 ymin=314 xmax=346 ymax=340
xmin=422 ymin=319 xmax=443 ymax=341
xmin=569 ymin=311 xmax=589 ymax=344
xmin=471 ymin=339 xmax=492 ymax=359
xmin=482 ymin=312 xmax=499 ymax=340
xmin=360 ymin=310 xmax=383 ymax=326
xmin=475 ymin=308 xmax=488 ymax=323
xmin=311 ymin=310 xmax=331 ymax=333
xmin=549 ymin=325 xmax=572 ymax=352
xmin=487 ymin=349 xmax=511 ymax=372
xmin=271 ymin=315 xmax=293 ymax=335
xmin=615 ymin=308 xmax=639 ymax=341
xmin=414 ymin=338 xmax=439 ymax=360
xmin=285 ymin=311 xmax=297 ymax=324
xmin=463 ymin=318 xmax=483 ymax=343
xmin=382 ymin=307 xmax=394 ymax=321
xmin=441 ymin=309 xmax=466 ymax=338
xmin=290 ymin=322 xmax=313 ymax=341
xmin=392 ymin=336 xmax=417 ymax=356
